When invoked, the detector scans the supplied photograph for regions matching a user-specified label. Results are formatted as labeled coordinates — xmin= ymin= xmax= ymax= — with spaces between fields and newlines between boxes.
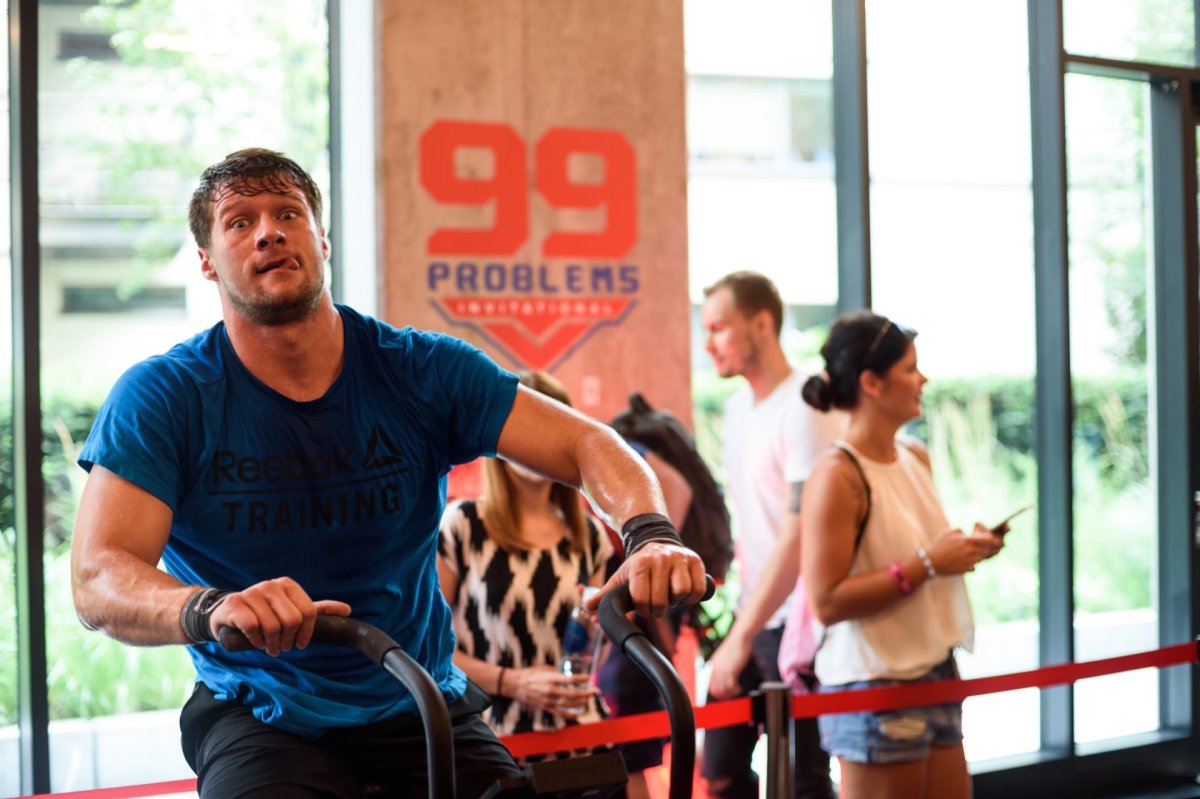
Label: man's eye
xmin=282 ymin=210 xmax=297 ymax=220
xmin=231 ymin=219 xmax=248 ymax=229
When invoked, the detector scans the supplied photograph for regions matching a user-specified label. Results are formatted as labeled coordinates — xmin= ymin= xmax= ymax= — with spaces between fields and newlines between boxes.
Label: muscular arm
xmin=497 ymin=387 xmax=665 ymax=531
xmin=72 ymin=465 xmax=351 ymax=654
xmin=496 ymin=386 xmax=705 ymax=614
xmin=70 ymin=465 xmax=194 ymax=645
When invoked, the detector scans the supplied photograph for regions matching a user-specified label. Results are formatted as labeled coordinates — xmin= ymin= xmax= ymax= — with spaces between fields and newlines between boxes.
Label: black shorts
xmin=180 ymin=680 xmax=522 ymax=799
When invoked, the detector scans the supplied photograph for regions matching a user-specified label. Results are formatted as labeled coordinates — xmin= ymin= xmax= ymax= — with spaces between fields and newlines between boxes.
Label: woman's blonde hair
xmin=480 ymin=371 xmax=591 ymax=553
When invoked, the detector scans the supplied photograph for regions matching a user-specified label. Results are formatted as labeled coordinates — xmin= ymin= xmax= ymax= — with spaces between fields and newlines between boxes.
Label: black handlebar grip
xmin=217 ymin=626 xmax=253 ymax=652
xmin=216 ymin=616 xmax=399 ymax=664
xmin=596 ymin=574 xmax=716 ymax=652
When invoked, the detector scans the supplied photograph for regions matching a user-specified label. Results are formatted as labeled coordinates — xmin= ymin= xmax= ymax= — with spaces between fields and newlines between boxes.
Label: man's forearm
xmin=726 ymin=514 xmax=802 ymax=643
xmin=577 ymin=427 xmax=671 ymax=534
xmin=73 ymin=547 xmax=197 ymax=646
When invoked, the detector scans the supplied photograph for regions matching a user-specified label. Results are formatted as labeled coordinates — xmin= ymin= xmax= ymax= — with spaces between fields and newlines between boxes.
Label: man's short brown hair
xmin=188 ymin=148 xmax=323 ymax=249
xmin=703 ymin=271 xmax=784 ymax=336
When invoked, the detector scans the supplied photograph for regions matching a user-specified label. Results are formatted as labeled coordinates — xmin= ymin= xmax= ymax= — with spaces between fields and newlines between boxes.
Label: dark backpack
xmin=610 ymin=392 xmax=734 ymax=582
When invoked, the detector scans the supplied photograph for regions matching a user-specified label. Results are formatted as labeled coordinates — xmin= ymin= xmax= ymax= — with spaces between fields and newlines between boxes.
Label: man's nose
xmin=256 ymin=221 xmax=286 ymax=249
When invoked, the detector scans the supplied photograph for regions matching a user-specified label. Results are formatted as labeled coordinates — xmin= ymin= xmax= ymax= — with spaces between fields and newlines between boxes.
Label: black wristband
xmin=180 ymin=587 xmax=232 ymax=644
xmin=620 ymin=512 xmax=683 ymax=555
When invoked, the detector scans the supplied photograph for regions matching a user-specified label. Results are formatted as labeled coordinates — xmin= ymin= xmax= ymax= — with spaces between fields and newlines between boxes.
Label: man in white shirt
xmin=700 ymin=271 xmax=843 ymax=799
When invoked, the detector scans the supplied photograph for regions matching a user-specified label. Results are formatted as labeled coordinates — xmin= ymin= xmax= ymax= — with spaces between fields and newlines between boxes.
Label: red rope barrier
xmin=501 ymin=697 xmax=754 ymax=758
xmin=503 ymin=643 xmax=1198 ymax=756
xmin=18 ymin=643 xmax=1198 ymax=796
xmin=788 ymin=641 xmax=1196 ymax=719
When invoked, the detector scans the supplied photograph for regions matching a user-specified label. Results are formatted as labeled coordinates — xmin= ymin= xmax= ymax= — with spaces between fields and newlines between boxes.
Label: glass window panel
xmin=38 ymin=1 xmax=329 ymax=790
xmin=684 ymin=0 xmax=836 ymax=310
xmin=1065 ymin=73 xmax=1158 ymax=744
xmin=0 ymin=0 xmax=16 ymax=791
xmin=865 ymin=0 xmax=1040 ymax=763
xmin=1064 ymin=0 xmax=1195 ymax=67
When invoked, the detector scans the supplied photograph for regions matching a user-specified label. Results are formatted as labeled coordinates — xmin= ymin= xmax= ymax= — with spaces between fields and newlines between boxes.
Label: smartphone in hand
xmin=991 ymin=503 xmax=1033 ymax=535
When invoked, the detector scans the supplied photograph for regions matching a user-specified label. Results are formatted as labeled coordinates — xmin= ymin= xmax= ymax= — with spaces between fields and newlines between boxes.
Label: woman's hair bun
xmin=801 ymin=374 xmax=832 ymax=412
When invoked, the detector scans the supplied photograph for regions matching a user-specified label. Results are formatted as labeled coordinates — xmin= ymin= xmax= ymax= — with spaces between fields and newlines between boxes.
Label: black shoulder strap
xmin=832 ymin=443 xmax=870 ymax=551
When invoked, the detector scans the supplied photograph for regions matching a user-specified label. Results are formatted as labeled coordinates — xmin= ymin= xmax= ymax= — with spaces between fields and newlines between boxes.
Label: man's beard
xmin=719 ymin=341 xmax=758 ymax=379
xmin=227 ymin=271 xmax=325 ymax=326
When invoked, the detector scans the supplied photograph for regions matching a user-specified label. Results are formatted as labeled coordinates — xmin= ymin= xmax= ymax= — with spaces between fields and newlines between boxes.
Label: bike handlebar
xmin=219 ymin=618 xmax=456 ymax=799
xmin=596 ymin=576 xmax=715 ymax=799
xmin=217 ymin=575 xmax=716 ymax=799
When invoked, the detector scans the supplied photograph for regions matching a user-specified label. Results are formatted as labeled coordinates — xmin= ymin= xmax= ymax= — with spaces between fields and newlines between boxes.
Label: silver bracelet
xmin=916 ymin=545 xmax=937 ymax=580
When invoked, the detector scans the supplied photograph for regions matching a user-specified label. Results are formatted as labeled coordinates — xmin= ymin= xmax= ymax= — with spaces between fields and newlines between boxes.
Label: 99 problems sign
xmin=421 ymin=120 xmax=641 ymax=371
xmin=378 ymin=0 xmax=689 ymax=423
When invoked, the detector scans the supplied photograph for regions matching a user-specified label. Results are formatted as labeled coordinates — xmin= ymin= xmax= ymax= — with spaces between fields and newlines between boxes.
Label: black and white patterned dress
xmin=438 ymin=499 xmax=615 ymax=737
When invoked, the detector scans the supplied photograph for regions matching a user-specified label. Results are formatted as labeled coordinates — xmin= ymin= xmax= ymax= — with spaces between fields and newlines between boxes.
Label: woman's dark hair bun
xmin=801 ymin=374 xmax=833 ymax=412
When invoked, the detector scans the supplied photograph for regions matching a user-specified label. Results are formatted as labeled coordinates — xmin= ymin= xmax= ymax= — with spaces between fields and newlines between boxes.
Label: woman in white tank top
xmin=797 ymin=312 xmax=1006 ymax=799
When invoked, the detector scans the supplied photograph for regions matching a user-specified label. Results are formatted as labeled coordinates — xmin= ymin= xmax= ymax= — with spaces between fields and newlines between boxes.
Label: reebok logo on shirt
xmin=207 ymin=425 xmax=413 ymax=534
xmin=211 ymin=445 xmax=359 ymax=484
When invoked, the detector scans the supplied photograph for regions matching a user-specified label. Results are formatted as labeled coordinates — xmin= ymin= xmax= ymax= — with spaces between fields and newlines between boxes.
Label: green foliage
xmin=920 ymin=391 xmax=1039 ymax=625
xmin=0 ymin=392 xmax=101 ymax=556
xmin=0 ymin=558 xmax=13 ymax=723
xmin=44 ymin=555 xmax=195 ymax=721
xmin=918 ymin=375 xmax=1152 ymax=624
xmin=0 ymin=551 xmax=195 ymax=725
xmin=0 ymin=389 xmax=196 ymax=725
xmin=1129 ymin=0 xmax=1196 ymax=65
xmin=56 ymin=0 xmax=330 ymax=288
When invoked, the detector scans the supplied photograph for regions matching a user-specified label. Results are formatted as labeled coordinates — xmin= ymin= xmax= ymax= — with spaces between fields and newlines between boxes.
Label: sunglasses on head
xmin=865 ymin=318 xmax=910 ymax=357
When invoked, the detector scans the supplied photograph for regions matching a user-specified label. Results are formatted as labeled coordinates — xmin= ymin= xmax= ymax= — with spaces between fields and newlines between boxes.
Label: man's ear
xmin=199 ymin=249 xmax=218 ymax=283
xmin=751 ymin=309 xmax=774 ymax=339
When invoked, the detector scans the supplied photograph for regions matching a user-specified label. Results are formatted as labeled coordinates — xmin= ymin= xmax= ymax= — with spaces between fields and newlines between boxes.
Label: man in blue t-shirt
xmin=71 ymin=148 xmax=706 ymax=799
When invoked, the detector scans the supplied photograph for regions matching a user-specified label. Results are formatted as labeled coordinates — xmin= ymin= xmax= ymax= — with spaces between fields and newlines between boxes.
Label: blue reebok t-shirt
xmin=78 ymin=305 xmax=519 ymax=737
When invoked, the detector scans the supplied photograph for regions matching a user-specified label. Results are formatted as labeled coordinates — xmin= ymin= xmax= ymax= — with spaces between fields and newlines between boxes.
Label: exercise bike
xmin=220 ymin=577 xmax=713 ymax=799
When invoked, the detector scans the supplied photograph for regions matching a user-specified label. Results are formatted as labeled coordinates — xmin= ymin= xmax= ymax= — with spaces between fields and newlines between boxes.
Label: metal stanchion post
xmin=761 ymin=682 xmax=794 ymax=799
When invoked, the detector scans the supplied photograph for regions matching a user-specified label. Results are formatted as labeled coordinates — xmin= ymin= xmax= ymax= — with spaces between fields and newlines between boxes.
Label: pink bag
xmin=777 ymin=574 xmax=822 ymax=695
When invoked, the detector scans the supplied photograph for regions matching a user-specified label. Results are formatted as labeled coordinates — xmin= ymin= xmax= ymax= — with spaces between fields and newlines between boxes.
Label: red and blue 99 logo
xmin=420 ymin=120 xmax=641 ymax=370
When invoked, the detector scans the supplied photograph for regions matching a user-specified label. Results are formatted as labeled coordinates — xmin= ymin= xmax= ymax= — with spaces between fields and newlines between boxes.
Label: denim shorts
xmin=817 ymin=656 xmax=963 ymax=764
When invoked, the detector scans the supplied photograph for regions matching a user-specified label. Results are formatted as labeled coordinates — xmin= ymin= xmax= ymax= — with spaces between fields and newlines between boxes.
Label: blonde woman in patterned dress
xmin=437 ymin=371 xmax=614 ymax=749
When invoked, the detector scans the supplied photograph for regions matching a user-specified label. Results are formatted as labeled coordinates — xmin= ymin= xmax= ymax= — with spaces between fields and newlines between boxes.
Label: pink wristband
xmin=887 ymin=562 xmax=914 ymax=595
